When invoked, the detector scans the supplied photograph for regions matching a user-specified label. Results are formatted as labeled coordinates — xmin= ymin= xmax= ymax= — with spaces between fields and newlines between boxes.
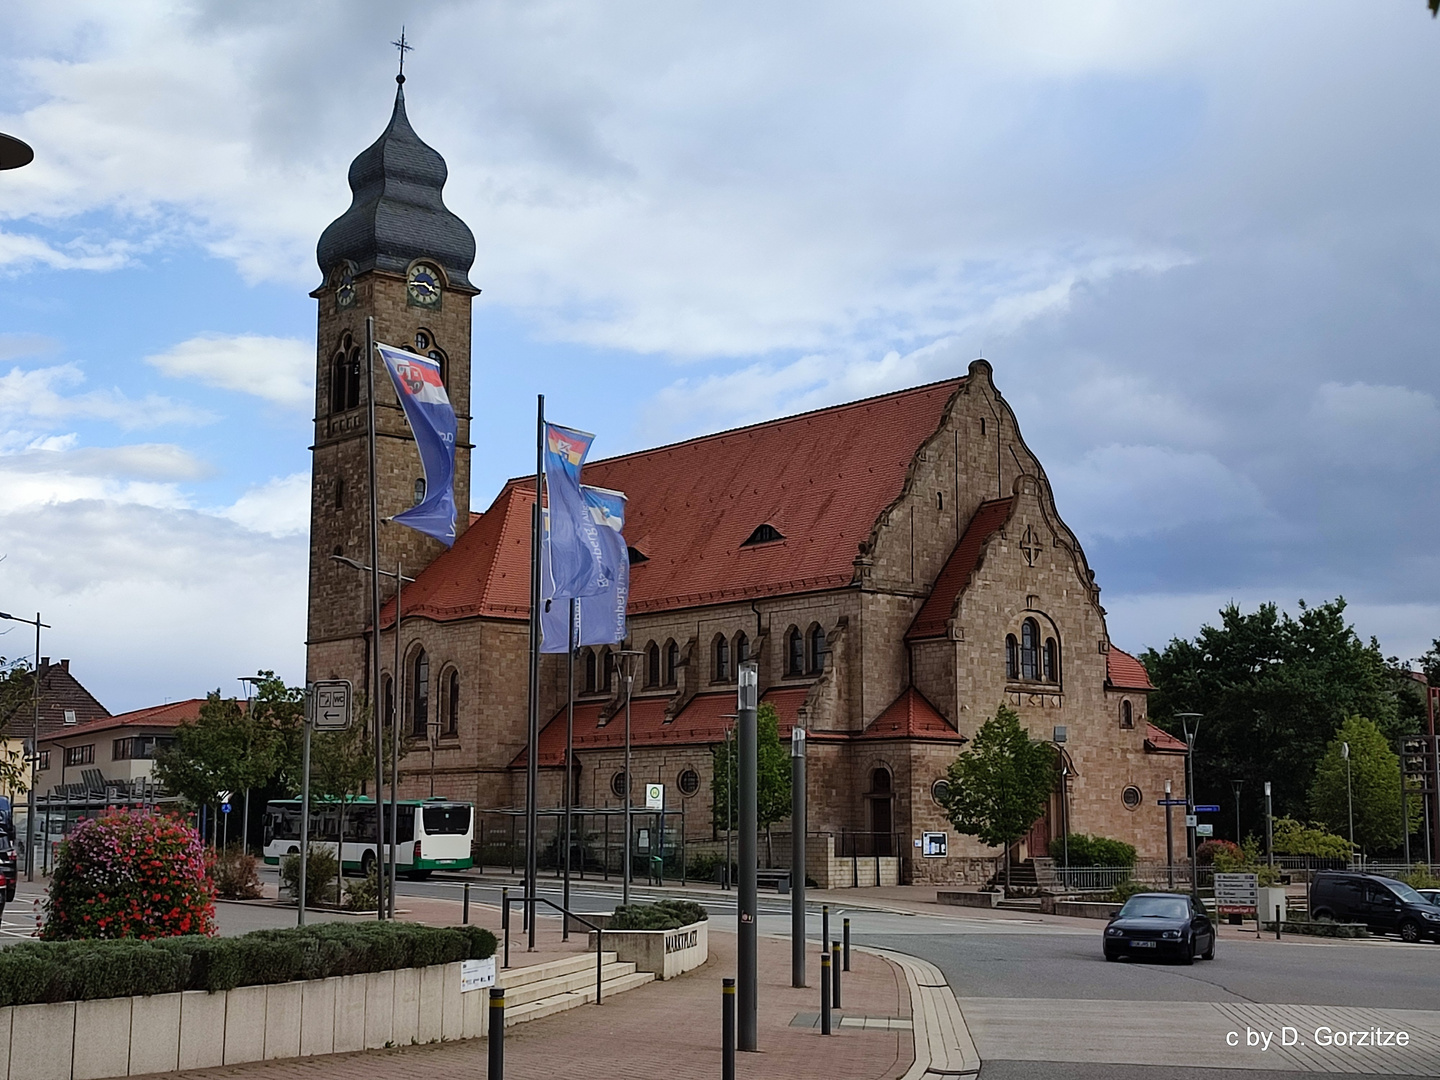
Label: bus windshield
xmin=423 ymin=804 xmax=471 ymax=835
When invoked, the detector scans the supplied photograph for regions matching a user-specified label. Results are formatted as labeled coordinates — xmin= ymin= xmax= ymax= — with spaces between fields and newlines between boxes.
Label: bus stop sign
xmin=308 ymin=680 xmax=353 ymax=731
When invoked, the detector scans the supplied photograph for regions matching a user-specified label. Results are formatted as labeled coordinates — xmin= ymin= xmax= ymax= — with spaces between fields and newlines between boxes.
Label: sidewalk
xmin=144 ymin=930 xmax=914 ymax=1080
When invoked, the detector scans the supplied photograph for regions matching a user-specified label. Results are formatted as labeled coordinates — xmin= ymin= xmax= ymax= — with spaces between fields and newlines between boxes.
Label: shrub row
xmin=1051 ymin=834 xmax=1137 ymax=868
xmin=0 ymin=921 xmax=497 ymax=1007
xmin=607 ymin=899 xmax=708 ymax=931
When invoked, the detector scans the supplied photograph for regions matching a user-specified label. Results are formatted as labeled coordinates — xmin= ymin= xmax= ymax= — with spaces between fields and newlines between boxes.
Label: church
xmin=304 ymin=75 xmax=1186 ymax=886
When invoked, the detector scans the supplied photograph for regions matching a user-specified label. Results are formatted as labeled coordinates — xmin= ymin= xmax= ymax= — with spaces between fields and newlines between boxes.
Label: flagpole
xmin=365 ymin=314 xmax=387 ymax=921
xmin=389 ymin=556 xmax=402 ymax=918
xmin=526 ymin=394 xmax=544 ymax=950
xmin=562 ymin=599 xmax=576 ymax=940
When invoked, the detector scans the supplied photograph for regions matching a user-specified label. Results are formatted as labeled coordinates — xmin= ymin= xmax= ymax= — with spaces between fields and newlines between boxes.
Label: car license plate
xmin=1130 ymin=940 xmax=1157 ymax=948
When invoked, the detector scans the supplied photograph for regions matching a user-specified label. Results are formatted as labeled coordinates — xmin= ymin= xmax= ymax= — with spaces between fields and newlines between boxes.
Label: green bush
xmin=608 ymin=899 xmax=709 ymax=931
xmin=1271 ymin=817 xmax=1351 ymax=859
xmin=1050 ymin=834 xmax=1136 ymax=867
xmin=211 ymin=846 xmax=264 ymax=900
xmin=0 ymin=921 xmax=496 ymax=1007
xmin=1402 ymin=866 xmax=1440 ymax=890
xmin=344 ymin=870 xmax=379 ymax=911
xmin=279 ymin=848 xmax=340 ymax=908
xmin=1106 ymin=879 xmax=1185 ymax=903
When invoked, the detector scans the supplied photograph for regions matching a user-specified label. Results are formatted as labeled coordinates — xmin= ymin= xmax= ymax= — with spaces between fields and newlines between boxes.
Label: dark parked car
xmin=0 ymin=835 xmax=13 ymax=908
xmin=1419 ymin=888 xmax=1440 ymax=909
xmin=1310 ymin=872 xmax=1440 ymax=943
xmin=1104 ymin=893 xmax=1216 ymax=964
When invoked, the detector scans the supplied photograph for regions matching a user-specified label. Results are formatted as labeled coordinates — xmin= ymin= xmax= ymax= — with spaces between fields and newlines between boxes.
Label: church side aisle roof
xmin=402 ymin=377 xmax=966 ymax=622
xmin=1105 ymin=647 xmax=1154 ymax=691
xmin=906 ymin=497 xmax=1014 ymax=641
xmin=858 ymin=687 xmax=963 ymax=741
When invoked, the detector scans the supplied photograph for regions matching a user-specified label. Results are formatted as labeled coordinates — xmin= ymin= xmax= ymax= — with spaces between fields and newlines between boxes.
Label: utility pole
xmin=0 ymin=611 xmax=49 ymax=882
xmin=1343 ymin=741 xmax=1354 ymax=864
xmin=1176 ymin=713 xmax=1202 ymax=903
xmin=791 ymin=726 xmax=807 ymax=988
xmin=615 ymin=650 xmax=645 ymax=907
xmin=737 ymin=660 xmax=759 ymax=1051
xmin=1164 ymin=778 xmax=1174 ymax=889
xmin=1231 ymin=779 xmax=1243 ymax=845
xmin=1264 ymin=781 xmax=1274 ymax=868
xmin=364 ymin=315 xmax=386 ymax=922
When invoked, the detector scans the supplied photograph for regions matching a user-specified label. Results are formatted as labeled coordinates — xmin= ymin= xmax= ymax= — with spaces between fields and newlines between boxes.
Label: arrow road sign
xmin=1194 ymin=804 xmax=1221 ymax=813
xmin=308 ymin=680 xmax=353 ymax=731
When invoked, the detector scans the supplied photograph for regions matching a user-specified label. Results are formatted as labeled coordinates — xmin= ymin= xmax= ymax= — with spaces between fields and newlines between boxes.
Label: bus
xmin=261 ymin=797 xmax=473 ymax=879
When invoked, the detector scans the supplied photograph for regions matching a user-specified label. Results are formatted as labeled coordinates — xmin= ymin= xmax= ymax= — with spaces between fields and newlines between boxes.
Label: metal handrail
xmin=503 ymin=891 xmax=607 ymax=1004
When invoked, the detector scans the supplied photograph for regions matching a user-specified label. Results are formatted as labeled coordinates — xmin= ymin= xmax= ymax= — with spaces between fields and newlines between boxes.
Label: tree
xmin=1419 ymin=639 xmax=1440 ymax=690
xmin=1143 ymin=598 xmax=1413 ymax=838
xmin=1308 ymin=716 xmax=1403 ymax=854
xmin=711 ymin=702 xmax=792 ymax=864
xmin=0 ymin=657 xmax=36 ymax=793
xmin=308 ymin=716 xmax=376 ymax=904
xmin=937 ymin=704 xmax=1057 ymax=887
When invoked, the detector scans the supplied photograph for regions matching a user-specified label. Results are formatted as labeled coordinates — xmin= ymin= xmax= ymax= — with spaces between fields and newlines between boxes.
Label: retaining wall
xmin=587 ymin=919 xmax=708 ymax=981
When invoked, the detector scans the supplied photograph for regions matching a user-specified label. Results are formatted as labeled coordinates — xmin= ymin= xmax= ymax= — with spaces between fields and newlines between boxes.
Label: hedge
xmin=1050 ymin=834 xmax=1136 ymax=868
xmin=0 ymin=921 xmax=497 ymax=1007
xmin=607 ymin=899 xmax=709 ymax=931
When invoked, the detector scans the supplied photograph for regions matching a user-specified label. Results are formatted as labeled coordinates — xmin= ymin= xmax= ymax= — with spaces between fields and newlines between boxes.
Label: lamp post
xmin=1052 ymin=726 xmax=1069 ymax=881
xmin=736 ymin=659 xmax=759 ymax=1052
xmin=614 ymin=649 xmax=644 ymax=907
xmin=1164 ymin=779 xmax=1174 ymax=889
xmin=1264 ymin=781 xmax=1274 ymax=869
xmin=1231 ymin=779 xmax=1243 ymax=844
xmin=0 ymin=610 xmax=49 ymax=882
xmin=790 ymin=726 xmax=807 ymax=988
xmin=1342 ymin=741 xmax=1354 ymax=864
xmin=1175 ymin=713 xmax=1202 ymax=903
xmin=0 ymin=133 xmax=34 ymax=170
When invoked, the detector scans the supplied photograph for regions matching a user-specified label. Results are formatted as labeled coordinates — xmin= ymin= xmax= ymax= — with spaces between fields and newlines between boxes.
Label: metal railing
xmin=502 ymin=890 xmax=607 ymax=1004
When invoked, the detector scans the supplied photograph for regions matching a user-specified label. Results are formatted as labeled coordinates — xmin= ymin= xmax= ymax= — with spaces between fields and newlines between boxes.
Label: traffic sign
xmin=1184 ymin=814 xmax=1198 ymax=828
xmin=1196 ymin=823 xmax=1213 ymax=837
xmin=308 ymin=680 xmax=353 ymax=731
xmin=1157 ymin=799 xmax=1188 ymax=806
xmin=220 ymin=803 xmax=232 ymax=814
xmin=1194 ymin=804 xmax=1221 ymax=813
xmin=645 ymin=783 xmax=664 ymax=810
xmin=1214 ymin=872 xmax=1259 ymax=916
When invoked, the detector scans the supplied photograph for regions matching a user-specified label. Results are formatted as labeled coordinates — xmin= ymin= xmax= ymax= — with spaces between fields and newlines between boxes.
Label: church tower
xmin=306 ymin=72 xmax=477 ymax=685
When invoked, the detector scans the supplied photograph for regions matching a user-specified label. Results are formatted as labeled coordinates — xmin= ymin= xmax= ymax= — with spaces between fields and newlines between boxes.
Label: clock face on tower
xmin=407 ymin=263 xmax=442 ymax=308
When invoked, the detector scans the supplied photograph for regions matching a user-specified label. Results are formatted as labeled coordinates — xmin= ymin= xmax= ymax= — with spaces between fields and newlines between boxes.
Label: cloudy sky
xmin=1 ymin=2 xmax=1437 ymax=712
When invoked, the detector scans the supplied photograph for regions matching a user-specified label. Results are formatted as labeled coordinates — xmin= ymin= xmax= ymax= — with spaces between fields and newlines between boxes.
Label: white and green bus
xmin=261 ymin=797 xmax=473 ymax=879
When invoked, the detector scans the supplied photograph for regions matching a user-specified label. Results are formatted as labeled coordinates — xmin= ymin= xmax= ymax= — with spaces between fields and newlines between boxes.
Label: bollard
xmin=1275 ymin=905 xmax=1281 ymax=941
xmin=843 ymin=918 xmax=851 ymax=971
xmin=822 ymin=905 xmax=830 ymax=961
xmin=820 ymin=947 xmax=832 ymax=1035
xmin=502 ymin=887 xmax=511 ymax=969
xmin=831 ymin=941 xmax=842 ymax=1009
xmin=463 ymin=881 xmax=471 ymax=925
xmin=488 ymin=986 xmax=505 ymax=1080
xmin=722 ymin=978 xmax=736 ymax=1080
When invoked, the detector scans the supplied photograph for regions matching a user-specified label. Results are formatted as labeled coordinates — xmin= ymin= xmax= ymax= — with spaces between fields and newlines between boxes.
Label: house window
xmin=645 ymin=642 xmax=660 ymax=688
xmin=714 ymin=634 xmax=730 ymax=682
xmin=446 ymin=669 xmax=460 ymax=735
xmin=37 ymin=750 xmax=50 ymax=770
xmin=65 ymin=744 xmax=95 ymax=767
xmin=113 ymin=736 xmax=171 ymax=761
xmin=679 ymin=768 xmax=700 ymax=796
xmin=412 ymin=650 xmax=429 ymax=738
xmin=584 ymin=649 xmax=598 ymax=693
xmin=808 ymin=624 xmax=827 ymax=674
xmin=787 ymin=628 xmax=804 ymax=676
xmin=665 ymin=640 xmax=679 ymax=686
xmin=1006 ymin=634 xmax=1018 ymax=680
xmin=734 ymin=631 xmax=749 ymax=665
xmin=1020 ymin=619 xmax=1040 ymax=681
xmin=1043 ymin=637 xmax=1059 ymax=683
xmin=1120 ymin=700 xmax=1134 ymax=729
xmin=742 ymin=523 xmax=784 ymax=546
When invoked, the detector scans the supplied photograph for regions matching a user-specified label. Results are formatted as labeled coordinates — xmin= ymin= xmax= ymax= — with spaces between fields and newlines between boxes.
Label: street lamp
xmin=1164 ymin=779 xmax=1175 ymax=889
xmin=1051 ymin=725 xmax=1069 ymax=882
xmin=1174 ymin=713 xmax=1202 ymax=903
xmin=1264 ymin=781 xmax=1274 ymax=868
xmin=0 ymin=610 xmax=49 ymax=882
xmin=613 ymin=649 xmax=645 ymax=907
xmin=1231 ymin=779 xmax=1244 ymax=845
xmin=1342 ymin=741 xmax=1354 ymax=864
xmin=0 ymin=133 xmax=34 ymax=170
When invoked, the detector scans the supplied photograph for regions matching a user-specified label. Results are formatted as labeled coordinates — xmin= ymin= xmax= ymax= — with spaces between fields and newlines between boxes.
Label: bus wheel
xmin=408 ymin=870 xmax=432 ymax=882
xmin=360 ymin=851 xmax=376 ymax=879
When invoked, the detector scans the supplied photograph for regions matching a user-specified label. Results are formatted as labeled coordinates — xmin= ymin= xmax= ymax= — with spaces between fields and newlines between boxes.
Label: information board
xmin=1213 ymin=872 xmax=1259 ymax=916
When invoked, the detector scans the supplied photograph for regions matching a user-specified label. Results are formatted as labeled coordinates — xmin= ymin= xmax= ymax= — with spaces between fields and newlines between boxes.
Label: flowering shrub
xmin=211 ymin=846 xmax=264 ymax=900
xmin=41 ymin=810 xmax=216 ymax=940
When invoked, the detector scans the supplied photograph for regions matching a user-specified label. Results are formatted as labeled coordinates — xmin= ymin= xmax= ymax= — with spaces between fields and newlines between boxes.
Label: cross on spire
xmin=392 ymin=27 xmax=412 ymax=84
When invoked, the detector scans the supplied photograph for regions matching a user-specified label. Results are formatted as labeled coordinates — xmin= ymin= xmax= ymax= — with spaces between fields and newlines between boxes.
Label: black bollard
xmin=502 ymin=887 xmax=511 ymax=969
xmin=820 ymin=948 xmax=832 ymax=1035
xmin=463 ymin=881 xmax=471 ymax=925
xmin=1275 ymin=905 xmax=1282 ymax=940
xmin=843 ymin=917 xmax=851 ymax=971
xmin=822 ymin=904 xmax=830 ymax=961
xmin=722 ymin=978 xmax=736 ymax=1080
xmin=831 ymin=941 xmax=842 ymax=1009
xmin=488 ymin=987 xmax=505 ymax=1080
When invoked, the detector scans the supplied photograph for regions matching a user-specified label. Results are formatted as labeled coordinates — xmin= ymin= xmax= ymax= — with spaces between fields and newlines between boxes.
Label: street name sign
xmin=308 ymin=680 xmax=353 ymax=731
xmin=1194 ymin=804 xmax=1221 ymax=813
xmin=1157 ymin=799 xmax=1188 ymax=806
xmin=1214 ymin=872 xmax=1259 ymax=916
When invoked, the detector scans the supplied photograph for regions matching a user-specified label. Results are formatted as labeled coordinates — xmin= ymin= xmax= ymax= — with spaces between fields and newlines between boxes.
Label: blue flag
xmin=377 ymin=343 xmax=457 ymax=545
xmin=543 ymin=423 xmax=616 ymax=598
xmin=540 ymin=486 xmax=629 ymax=653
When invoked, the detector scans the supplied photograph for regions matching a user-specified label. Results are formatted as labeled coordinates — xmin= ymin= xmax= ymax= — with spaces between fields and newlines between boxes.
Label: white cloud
xmin=219 ymin=472 xmax=310 ymax=537
xmin=145 ymin=334 xmax=314 ymax=408
xmin=0 ymin=363 xmax=213 ymax=429
xmin=0 ymin=441 xmax=208 ymax=511
xmin=1308 ymin=381 xmax=1440 ymax=467
xmin=0 ymin=229 xmax=134 ymax=272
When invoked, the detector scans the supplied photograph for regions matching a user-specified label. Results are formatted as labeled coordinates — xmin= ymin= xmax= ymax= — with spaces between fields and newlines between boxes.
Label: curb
xmin=864 ymin=946 xmax=980 ymax=1080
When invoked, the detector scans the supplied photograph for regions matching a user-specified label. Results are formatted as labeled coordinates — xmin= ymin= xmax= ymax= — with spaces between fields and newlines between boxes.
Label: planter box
xmin=588 ymin=920 xmax=708 ymax=980
xmin=1264 ymin=919 xmax=1368 ymax=938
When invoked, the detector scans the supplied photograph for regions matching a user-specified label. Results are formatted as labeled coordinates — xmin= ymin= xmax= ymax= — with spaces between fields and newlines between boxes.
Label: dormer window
xmin=628 ymin=546 xmax=649 ymax=564
xmin=742 ymin=524 xmax=784 ymax=546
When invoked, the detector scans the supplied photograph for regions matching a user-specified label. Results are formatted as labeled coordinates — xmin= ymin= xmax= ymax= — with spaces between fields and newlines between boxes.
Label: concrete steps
xmin=499 ymin=951 xmax=655 ymax=1026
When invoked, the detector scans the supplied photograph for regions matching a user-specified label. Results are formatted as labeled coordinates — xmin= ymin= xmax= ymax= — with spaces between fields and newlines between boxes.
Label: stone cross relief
xmin=1019 ymin=524 xmax=1041 ymax=567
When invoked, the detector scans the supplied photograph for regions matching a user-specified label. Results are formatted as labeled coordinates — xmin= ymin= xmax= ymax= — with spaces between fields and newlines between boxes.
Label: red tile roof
xmin=41 ymin=698 xmax=237 ymax=743
xmin=858 ymin=688 xmax=963 ymax=741
xmin=1 ymin=659 xmax=110 ymax=738
xmin=1106 ymin=647 xmax=1154 ymax=691
xmin=907 ymin=498 xmax=1014 ymax=641
xmin=1145 ymin=723 xmax=1188 ymax=753
xmin=403 ymin=378 xmax=965 ymax=623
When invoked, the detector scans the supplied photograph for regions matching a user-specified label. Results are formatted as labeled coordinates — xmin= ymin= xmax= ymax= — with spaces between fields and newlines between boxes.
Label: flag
xmin=543 ymin=422 xmax=617 ymax=598
xmin=540 ymin=486 xmax=629 ymax=652
xmin=376 ymin=343 xmax=457 ymax=545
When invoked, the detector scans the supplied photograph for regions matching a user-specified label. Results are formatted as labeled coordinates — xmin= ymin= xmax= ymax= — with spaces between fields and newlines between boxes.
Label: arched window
xmin=1120 ymin=699 xmax=1134 ymax=729
xmin=1006 ymin=635 xmax=1018 ymax=680
xmin=334 ymin=478 xmax=345 ymax=511
xmin=786 ymin=628 xmax=804 ymax=676
xmin=1043 ymin=637 xmax=1059 ymax=683
xmin=601 ymin=647 xmax=614 ymax=692
xmin=734 ymin=631 xmax=749 ymax=665
xmin=446 ymin=669 xmax=459 ymax=735
xmin=413 ymin=478 xmax=426 ymax=505
xmin=870 ymin=767 xmax=892 ymax=794
xmin=330 ymin=336 xmax=362 ymax=414
xmin=584 ymin=649 xmax=597 ymax=694
xmin=664 ymin=640 xmax=679 ymax=687
xmin=382 ymin=675 xmax=395 ymax=728
xmin=645 ymin=642 xmax=660 ymax=688
xmin=1020 ymin=619 xmax=1040 ymax=681
xmin=808 ymin=624 xmax=827 ymax=674
xmin=412 ymin=649 xmax=429 ymax=738
xmin=714 ymin=634 xmax=730 ymax=682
